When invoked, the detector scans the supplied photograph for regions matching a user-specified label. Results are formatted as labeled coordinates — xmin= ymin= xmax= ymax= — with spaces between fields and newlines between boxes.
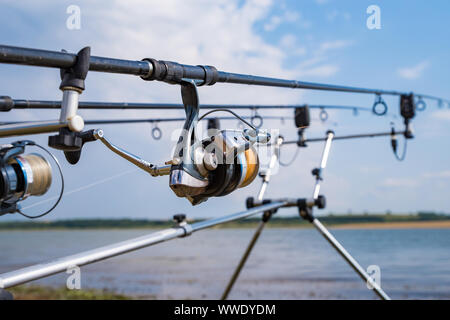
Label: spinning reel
xmin=0 ymin=141 xmax=63 ymax=217
xmin=86 ymin=80 xmax=271 ymax=205
xmin=169 ymin=80 xmax=269 ymax=205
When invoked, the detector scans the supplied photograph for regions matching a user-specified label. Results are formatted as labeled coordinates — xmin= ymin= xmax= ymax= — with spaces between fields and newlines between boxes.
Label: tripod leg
xmin=305 ymin=131 xmax=390 ymax=300
xmin=221 ymin=136 xmax=284 ymax=300
xmin=311 ymin=218 xmax=391 ymax=300
xmin=221 ymin=217 xmax=268 ymax=300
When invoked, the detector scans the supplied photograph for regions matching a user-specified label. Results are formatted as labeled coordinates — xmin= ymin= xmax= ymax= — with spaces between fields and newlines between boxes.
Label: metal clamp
xmin=173 ymin=214 xmax=193 ymax=237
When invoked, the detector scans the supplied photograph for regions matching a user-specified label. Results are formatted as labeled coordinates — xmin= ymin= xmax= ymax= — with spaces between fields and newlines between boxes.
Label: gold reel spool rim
xmin=239 ymin=147 xmax=259 ymax=188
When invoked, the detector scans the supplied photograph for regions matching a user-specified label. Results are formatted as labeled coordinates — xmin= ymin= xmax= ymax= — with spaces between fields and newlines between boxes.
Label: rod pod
xmin=298 ymin=131 xmax=391 ymax=300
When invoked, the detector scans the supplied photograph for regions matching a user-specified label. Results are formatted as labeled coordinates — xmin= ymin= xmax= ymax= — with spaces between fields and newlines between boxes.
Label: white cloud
xmin=264 ymin=15 xmax=282 ymax=31
xmin=422 ymin=170 xmax=450 ymax=179
xmin=319 ymin=40 xmax=353 ymax=53
xmin=381 ymin=178 xmax=419 ymax=188
xmin=431 ymin=110 xmax=450 ymax=121
xmin=327 ymin=9 xmax=351 ymax=22
xmin=300 ymin=65 xmax=339 ymax=78
xmin=279 ymin=34 xmax=307 ymax=55
xmin=263 ymin=9 xmax=309 ymax=31
xmin=397 ymin=61 xmax=430 ymax=80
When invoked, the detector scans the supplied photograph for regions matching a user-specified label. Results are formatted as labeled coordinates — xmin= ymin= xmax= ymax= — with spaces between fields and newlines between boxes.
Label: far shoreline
xmin=1 ymin=220 xmax=450 ymax=231
xmin=328 ymin=220 xmax=450 ymax=230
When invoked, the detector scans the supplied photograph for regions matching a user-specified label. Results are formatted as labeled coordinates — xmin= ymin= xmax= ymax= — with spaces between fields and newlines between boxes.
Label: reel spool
xmin=0 ymin=141 xmax=62 ymax=216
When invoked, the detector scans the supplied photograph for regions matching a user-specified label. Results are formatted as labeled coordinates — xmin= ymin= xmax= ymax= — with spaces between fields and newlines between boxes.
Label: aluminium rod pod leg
xmin=221 ymin=136 xmax=283 ymax=300
xmin=48 ymin=47 xmax=90 ymax=164
xmin=221 ymin=210 xmax=273 ymax=300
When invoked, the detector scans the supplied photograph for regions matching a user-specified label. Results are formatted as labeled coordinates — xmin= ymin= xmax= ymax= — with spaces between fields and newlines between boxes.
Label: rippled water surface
xmin=0 ymin=228 xmax=449 ymax=299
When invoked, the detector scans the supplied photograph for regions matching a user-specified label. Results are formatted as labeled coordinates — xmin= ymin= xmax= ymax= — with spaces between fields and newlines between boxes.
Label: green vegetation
xmin=0 ymin=212 xmax=448 ymax=230
xmin=8 ymin=285 xmax=131 ymax=300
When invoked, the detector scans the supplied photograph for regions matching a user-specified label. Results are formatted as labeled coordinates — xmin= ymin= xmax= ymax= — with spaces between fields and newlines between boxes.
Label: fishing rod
xmin=0 ymin=96 xmax=371 ymax=113
xmin=0 ymin=45 xmax=448 ymax=108
xmin=0 ymin=99 xmax=379 ymax=140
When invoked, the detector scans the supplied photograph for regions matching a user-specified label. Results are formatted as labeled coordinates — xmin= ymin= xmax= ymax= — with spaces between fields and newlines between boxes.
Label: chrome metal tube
xmin=59 ymin=90 xmax=80 ymax=122
xmin=312 ymin=218 xmax=391 ymax=300
xmin=0 ymin=201 xmax=287 ymax=289
xmin=93 ymin=129 xmax=168 ymax=177
xmin=306 ymin=131 xmax=391 ymax=300
xmin=0 ymin=121 xmax=67 ymax=137
xmin=221 ymin=220 xmax=265 ymax=300
xmin=313 ymin=131 xmax=334 ymax=199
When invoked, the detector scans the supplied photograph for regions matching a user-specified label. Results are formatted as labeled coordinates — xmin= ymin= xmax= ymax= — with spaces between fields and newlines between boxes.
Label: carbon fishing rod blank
xmin=1 ymin=44 xmax=448 ymax=106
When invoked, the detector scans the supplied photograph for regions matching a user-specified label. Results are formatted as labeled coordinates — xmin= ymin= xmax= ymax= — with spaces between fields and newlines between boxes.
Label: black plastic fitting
xmin=173 ymin=213 xmax=187 ymax=224
xmin=299 ymin=207 xmax=314 ymax=222
xmin=246 ymin=197 xmax=273 ymax=209
xmin=140 ymin=58 xmax=218 ymax=86
xmin=59 ymin=47 xmax=90 ymax=91
xmin=315 ymin=195 xmax=326 ymax=209
xmin=295 ymin=105 xmax=310 ymax=128
xmin=0 ymin=96 xmax=13 ymax=112
xmin=197 ymin=65 xmax=219 ymax=86
xmin=297 ymin=128 xmax=307 ymax=147
xmin=207 ymin=118 xmax=220 ymax=130
xmin=262 ymin=211 xmax=273 ymax=223
xmin=400 ymin=93 xmax=416 ymax=121
xmin=48 ymin=128 xmax=83 ymax=151
xmin=62 ymin=130 xmax=97 ymax=165
xmin=311 ymin=168 xmax=322 ymax=179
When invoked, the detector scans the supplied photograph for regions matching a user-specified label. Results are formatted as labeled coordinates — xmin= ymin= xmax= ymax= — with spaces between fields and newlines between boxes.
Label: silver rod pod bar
xmin=0 ymin=201 xmax=286 ymax=289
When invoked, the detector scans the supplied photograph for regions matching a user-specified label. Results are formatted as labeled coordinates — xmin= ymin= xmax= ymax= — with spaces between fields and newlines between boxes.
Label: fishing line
xmin=198 ymin=108 xmax=256 ymax=130
xmin=20 ymin=168 xmax=138 ymax=211
xmin=278 ymin=147 xmax=300 ymax=167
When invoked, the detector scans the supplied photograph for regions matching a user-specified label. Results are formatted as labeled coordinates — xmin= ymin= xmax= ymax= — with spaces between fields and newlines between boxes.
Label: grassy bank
xmin=0 ymin=212 xmax=449 ymax=230
xmin=7 ymin=285 xmax=130 ymax=300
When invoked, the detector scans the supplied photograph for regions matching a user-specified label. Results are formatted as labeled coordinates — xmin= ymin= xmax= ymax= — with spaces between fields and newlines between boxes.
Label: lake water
xmin=0 ymin=228 xmax=449 ymax=300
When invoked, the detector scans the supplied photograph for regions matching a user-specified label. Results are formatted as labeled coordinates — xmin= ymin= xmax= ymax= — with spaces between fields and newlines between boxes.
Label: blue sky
xmin=0 ymin=0 xmax=449 ymax=220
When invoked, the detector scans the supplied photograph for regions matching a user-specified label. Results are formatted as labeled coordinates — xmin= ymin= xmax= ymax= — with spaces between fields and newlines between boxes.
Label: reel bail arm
xmin=88 ymin=129 xmax=170 ymax=177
